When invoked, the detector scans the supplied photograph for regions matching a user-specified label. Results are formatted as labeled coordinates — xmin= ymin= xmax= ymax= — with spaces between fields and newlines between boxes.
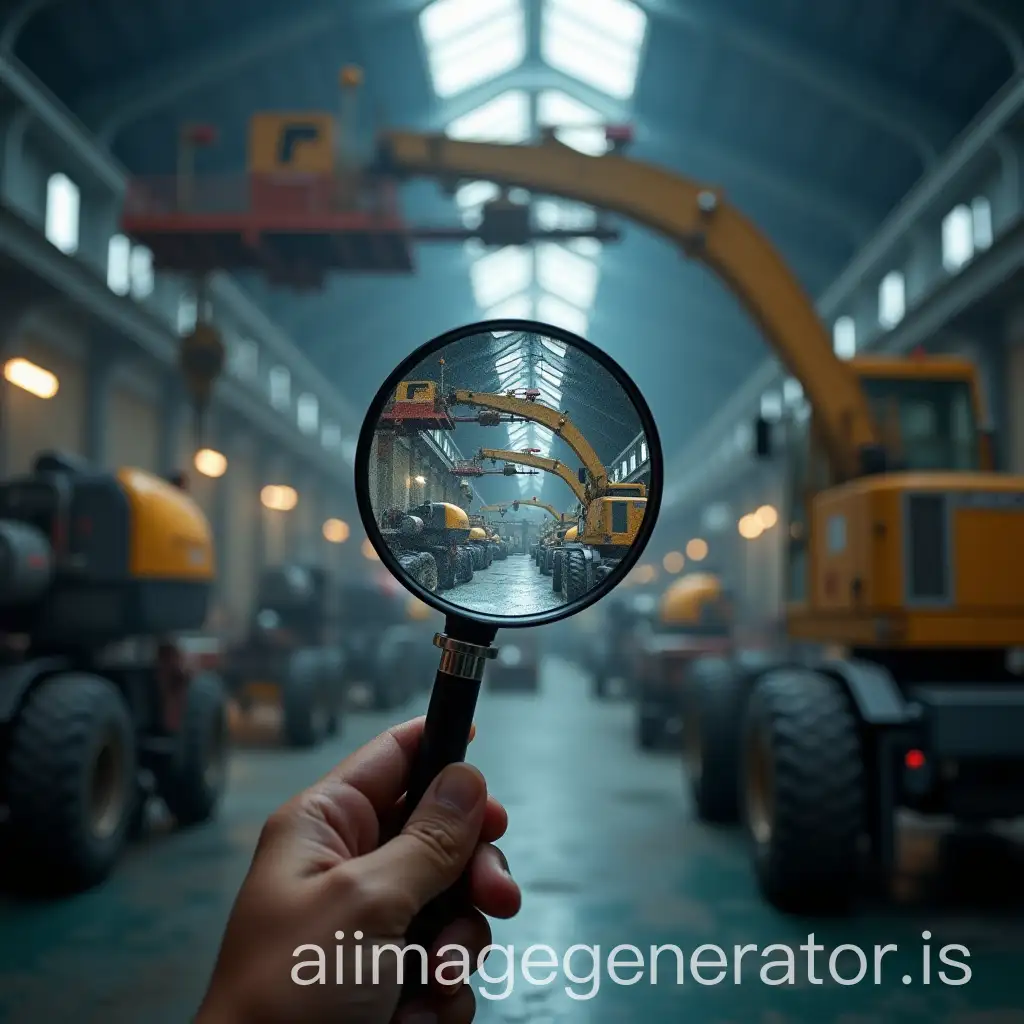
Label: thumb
xmin=358 ymin=763 xmax=487 ymax=917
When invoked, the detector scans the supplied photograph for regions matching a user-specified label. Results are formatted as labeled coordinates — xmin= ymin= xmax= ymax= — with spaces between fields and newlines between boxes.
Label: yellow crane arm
xmin=378 ymin=133 xmax=879 ymax=482
xmin=477 ymin=448 xmax=587 ymax=504
xmin=450 ymin=388 xmax=609 ymax=494
xmin=480 ymin=499 xmax=561 ymax=519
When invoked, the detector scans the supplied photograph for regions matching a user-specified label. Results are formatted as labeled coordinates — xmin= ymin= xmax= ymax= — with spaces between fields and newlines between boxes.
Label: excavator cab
xmin=379 ymin=379 xmax=455 ymax=431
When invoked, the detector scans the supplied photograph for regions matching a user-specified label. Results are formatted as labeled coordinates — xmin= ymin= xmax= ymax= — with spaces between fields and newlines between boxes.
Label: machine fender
xmin=815 ymin=657 xmax=913 ymax=726
xmin=0 ymin=656 xmax=72 ymax=723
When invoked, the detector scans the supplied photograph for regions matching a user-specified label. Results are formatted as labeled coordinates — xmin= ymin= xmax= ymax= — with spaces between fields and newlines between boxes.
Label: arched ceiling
xmin=9 ymin=0 xmax=1018 ymax=462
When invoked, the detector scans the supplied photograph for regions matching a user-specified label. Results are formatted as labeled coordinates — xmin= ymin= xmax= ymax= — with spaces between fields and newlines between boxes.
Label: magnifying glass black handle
xmin=397 ymin=627 xmax=496 ymax=1006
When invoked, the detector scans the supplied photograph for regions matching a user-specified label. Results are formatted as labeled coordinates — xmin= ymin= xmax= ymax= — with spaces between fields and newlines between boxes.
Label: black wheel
xmin=552 ymin=549 xmax=564 ymax=592
xmin=282 ymin=650 xmax=331 ymax=748
xmin=564 ymin=549 xmax=588 ymax=602
xmin=685 ymin=658 xmax=744 ymax=823
xmin=434 ymin=549 xmax=456 ymax=590
xmin=155 ymin=672 xmax=229 ymax=826
xmin=742 ymin=669 xmax=865 ymax=913
xmin=455 ymin=547 xmax=473 ymax=584
xmin=399 ymin=551 xmax=438 ymax=592
xmin=541 ymin=549 xmax=554 ymax=576
xmin=6 ymin=673 xmax=136 ymax=893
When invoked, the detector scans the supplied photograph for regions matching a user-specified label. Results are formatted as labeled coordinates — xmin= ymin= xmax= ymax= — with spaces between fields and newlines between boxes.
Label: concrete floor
xmin=450 ymin=551 xmax=567 ymax=619
xmin=2 ymin=659 xmax=1024 ymax=1023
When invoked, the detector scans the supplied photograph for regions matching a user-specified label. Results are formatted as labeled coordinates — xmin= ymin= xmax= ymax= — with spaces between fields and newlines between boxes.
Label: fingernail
xmin=435 ymin=764 xmax=484 ymax=813
xmin=494 ymin=847 xmax=511 ymax=875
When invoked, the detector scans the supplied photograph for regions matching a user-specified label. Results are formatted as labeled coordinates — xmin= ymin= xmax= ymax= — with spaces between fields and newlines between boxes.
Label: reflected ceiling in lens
xmin=367 ymin=325 xmax=651 ymax=621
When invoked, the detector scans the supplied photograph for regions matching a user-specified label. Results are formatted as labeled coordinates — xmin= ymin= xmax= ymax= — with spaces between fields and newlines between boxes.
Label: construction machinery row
xmin=369 ymin=127 xmax=1024 ymax=913
xmin=117 ymin=99 xmax=1024 ymax=914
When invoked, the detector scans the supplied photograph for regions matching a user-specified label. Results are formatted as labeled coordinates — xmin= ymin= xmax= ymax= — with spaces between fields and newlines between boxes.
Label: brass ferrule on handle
xmin=433 ymin=632 xmax=498 ymax=681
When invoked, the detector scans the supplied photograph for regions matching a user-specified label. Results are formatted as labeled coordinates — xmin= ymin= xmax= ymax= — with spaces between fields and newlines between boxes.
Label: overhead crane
xmin=369 ymin=128 xmax=1024 ymax=914
xmin=476 ymin=448 xmax=586 ymax=506
xmin=118 ymin=87 xmax=1024 ymax=913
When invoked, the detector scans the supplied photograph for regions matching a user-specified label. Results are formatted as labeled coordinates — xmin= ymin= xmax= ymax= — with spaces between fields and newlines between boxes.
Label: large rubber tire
xmin=552 ymin=549 xmax=564 ymax=592
xmin=282 ymin=650 xmax=331 ymax=748
xmin=6 ymin=673 xmax=137 ymax=893
xmin=399 ymin=551 xmax=438 ymax=592
xmin=155 ymin=672 xmax=229 ymax=826
xmin=742 ymin=669 xmax=865 ymax=913
xmin=541 ymin=549 xmax=554 ymax=576
xmin=435 ymin=549 xmax=456 ymax=591
xmin=685 ymin=658 xmax=744 ymax=823
xmin=455 ymin=546 xmax=473 ymax=584
xmin=564 ymin=549 xmax=589 ymax=602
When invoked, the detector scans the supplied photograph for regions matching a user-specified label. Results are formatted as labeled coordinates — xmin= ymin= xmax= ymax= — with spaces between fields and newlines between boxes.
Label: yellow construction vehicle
xmin=481 ymin=499 xmax=559 ymax=555
xmin=379 ymin=500 xmax=472 ymax=592
xmin=374 ymin=130 xmax=1024 ymax=913
xmin=0 ymin=452 xmax=228 ymax=894
xmin=633 ymin=573 xmax=733 ymax=750
xmin=449 ymin=398 xmax=645 ymax=599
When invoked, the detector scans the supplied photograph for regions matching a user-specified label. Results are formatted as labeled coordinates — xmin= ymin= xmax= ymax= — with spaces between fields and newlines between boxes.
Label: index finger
xmin=311 ymin=717 xmax=477 ymax=817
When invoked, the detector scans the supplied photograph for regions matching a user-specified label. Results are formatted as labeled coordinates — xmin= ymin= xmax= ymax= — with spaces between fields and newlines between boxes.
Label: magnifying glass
xmin=354 ymin=318 xmax=662 ymax=977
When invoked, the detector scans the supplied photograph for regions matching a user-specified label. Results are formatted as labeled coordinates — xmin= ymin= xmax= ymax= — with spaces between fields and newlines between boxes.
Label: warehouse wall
xmin=2 ymin=328 xmax=356 ymax=636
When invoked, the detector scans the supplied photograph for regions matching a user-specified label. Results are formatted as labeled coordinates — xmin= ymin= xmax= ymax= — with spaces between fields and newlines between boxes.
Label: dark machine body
xmin=223 ymin=563 xmax=347 ymax=747
xmin=0 ymin=452 xmax=228 ymax=894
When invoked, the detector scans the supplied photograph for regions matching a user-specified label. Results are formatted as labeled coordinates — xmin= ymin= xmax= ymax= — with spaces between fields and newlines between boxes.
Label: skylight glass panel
xmin=537 ymin=89 xmax=609 ymax=155
xmin=567 ymin=237 xmax=602 ymax=258
xmin=420 ymin=0 xmax=527 ymax=98
xmin=538 ymin=383 xmax=562 ymax=406
xmin=470 ymin=246 xmax=533 ymax=307
xmin=447 ymin=90 xmax=530 ymax=143
xmin=538 ymin=294 xmax=588 ymax=336
xmin=542 ymin=337 xmax=567 ymax=357
xmin=539 ymin=364 xmax=563 ymax=385
xmin=485 ymin=293 xmax=533 ymax=320
xmin=536 ymin=243 xmax=598 ymax=308
xmin=541 ymin=0 xmax=646 ymax=100
xmin=495 ymin=351 xmax=523 ymax=371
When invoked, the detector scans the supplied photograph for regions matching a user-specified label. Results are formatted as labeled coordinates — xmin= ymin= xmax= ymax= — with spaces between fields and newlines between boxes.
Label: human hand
xmin=196 ymin=717 xmax=520 ymax=1024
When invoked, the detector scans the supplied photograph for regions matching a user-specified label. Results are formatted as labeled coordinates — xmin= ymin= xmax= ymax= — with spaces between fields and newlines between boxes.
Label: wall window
xmin=229 ymin=337 xmax=259 ymax=379
xmin=129 ymin=246 xmax=154 ymax=298
xmin=269 ymin=366 xmax=291 ymax=409
xmin=177 ymin=293 xmax=197 ymax=334
xmin=297 ymin=393 xmax=319 ymax=434
xmin=107 ymin=235 xmax=131 ymax=294
xmin=878 ymin=271 xmax=906 ymax=329
xmin=620 ymin=460 xmax=628 ymax=477
xmin=942 ymin=204 xmax=974 ymax=272
xmin=45 ymin=173 xmax=80 ymax=255
xmin=972 ymin=196 xmax=993 ymax=251
xmin=760 ymin=390 xmax=782 ymax=421
xmin=833 ymin=316 xmax=856 ymax=359
xmin=640 ymin=440 xmax=647 ymax=462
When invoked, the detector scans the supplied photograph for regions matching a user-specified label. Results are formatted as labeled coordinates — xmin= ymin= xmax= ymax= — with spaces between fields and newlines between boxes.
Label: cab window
xmin=860 ymin=377 xmax=978 ymax=471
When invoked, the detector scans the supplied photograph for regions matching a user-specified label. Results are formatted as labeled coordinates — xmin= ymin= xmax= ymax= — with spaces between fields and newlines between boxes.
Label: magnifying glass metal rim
xmin=354 ymin=317 xmax=664 ymax=629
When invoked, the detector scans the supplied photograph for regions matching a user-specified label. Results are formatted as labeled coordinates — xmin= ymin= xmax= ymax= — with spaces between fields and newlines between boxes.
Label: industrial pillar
xmin=84 ymin=349 xmax=116 ymax=466
xmin=159 ymin=377 xmax=190 ymax=477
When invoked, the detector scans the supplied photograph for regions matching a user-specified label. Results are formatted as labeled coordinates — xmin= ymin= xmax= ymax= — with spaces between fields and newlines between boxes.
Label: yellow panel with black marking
xmin=117 ymin=468 xmax=215 ymax=580
xmin=248 ymin=113 xmax=335 ymax=174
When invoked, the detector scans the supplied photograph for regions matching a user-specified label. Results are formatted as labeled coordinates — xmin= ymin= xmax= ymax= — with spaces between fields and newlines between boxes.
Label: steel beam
xmin=0 ymin=0 xmax=56 ymax=54
xmin=640 ymin=0 xmax=956 ymax=165
xmin=427 ymin=62 xmax=876 ymax=244
xmin=75 ymin=1 xmax=345 ymax=143
xmin=0 ymin=204 xmax=351 ymax=482
xmin=946 ymin=0 xmax=1024 ymax=70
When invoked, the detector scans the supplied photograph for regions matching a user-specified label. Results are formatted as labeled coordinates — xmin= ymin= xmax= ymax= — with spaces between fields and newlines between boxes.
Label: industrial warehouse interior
xmin=1 ymin=0 xmax=1024 ymax=1021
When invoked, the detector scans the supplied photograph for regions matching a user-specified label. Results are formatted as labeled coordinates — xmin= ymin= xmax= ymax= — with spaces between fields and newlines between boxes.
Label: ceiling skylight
xmin=447 ymin=89 xmax=531 ymax=142
xmin=537 ymin=293 xmax=588 ymax=336
xmin=420 ymin=0 xmax=527 ymax=98
xmin=536 ymin=89 xmax=610 ymax=156
xmin=470 ymin=246 xmax=532 ymax=308
xmin=536 ymin=243 xmax=598 ymax=308
xmin=540 ymin=0 xmax=647 ymax=100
